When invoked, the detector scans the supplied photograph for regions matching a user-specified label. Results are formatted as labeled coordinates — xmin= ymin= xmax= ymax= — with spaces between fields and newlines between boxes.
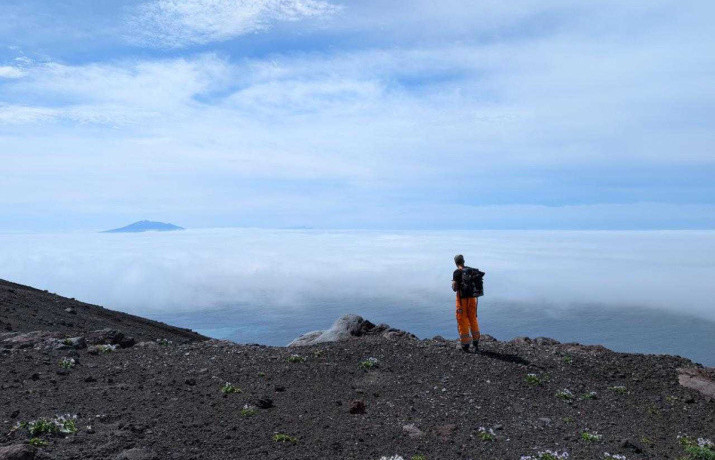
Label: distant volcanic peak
xmin=102 ymin=221 xmax=184 ymax=233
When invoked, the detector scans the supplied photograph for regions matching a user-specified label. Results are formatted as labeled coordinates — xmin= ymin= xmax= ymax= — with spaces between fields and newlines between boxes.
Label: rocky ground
xmin=1 ymin=279 xmax=713 ymax=460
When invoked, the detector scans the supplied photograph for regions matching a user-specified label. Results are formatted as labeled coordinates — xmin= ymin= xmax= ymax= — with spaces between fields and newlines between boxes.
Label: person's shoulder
xmin=453 ymin=268 xmax=461 ymax=277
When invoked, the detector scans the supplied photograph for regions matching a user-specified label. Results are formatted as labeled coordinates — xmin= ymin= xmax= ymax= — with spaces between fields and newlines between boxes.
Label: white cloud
xmin=0 ymin=66 xmax=25 ymax=79
xmin=130 ymin=0 xmax=340 ymax=47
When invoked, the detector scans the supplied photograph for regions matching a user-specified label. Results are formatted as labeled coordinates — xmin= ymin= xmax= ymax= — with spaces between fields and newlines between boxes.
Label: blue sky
xmin=1 ymin=0 xmax=714 ymax=230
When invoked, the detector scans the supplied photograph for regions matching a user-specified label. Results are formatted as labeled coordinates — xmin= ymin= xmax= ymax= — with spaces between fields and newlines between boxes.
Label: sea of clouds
xmin=2 ymin=228 xmax=714 ymax=321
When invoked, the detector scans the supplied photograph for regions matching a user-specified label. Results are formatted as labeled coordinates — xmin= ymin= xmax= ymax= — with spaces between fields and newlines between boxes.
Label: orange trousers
xmin=456 ymin=296 xmax=480 ymax=344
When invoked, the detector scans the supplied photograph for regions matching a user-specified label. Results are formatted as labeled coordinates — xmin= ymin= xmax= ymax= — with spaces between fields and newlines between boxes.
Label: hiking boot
xmin=461 ymin=344 xmax=470 ymax=353
xmin=472 ymin=340 xmax=479 ymax=353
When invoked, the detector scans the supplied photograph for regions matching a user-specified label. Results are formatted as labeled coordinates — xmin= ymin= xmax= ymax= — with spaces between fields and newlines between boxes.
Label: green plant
xmin=562 ymin=355 xmax=573 ymax=364
xmin=156 ymin=338 xmax=172 ymax=346
xmin=241 ymin=404 xmax=258 ymax=417
xmin=478 ymin=427 xmax=496 ymax=441
xmin=582 ymin=431 xmax=603 ymax=442
xmin=603 ymin=454 xmax=627 ymax=459
xmin=97 ymin=344 xmax=117 ymax=354
xmin=581 ymin=391 xmax=597 ymax=400
xmin=273 ymin=433 xmax=298 ymax=444
xmin=27 ymin=419 xmax=57 ymax=437
xmin=640 ymin=436 xmax=653 ymax=446
xmin=26 ymin=414 xmax=77 ymax=437
xmin=59 ymin=357 xmax=75 ymax=369
xmin=412 ymin=455 xmax=427 ymax=460
xmin=221 ymin=382 xmax=241 ymax=394
xmin=555 ymin=389 xmax=575 ymax=401
xmin=562 ymin=416 xmax=575 ymax=424
xmin=28 ymin=438 xmax=47 ymax=447
xmin=678 ymin=436 xmax=714 ymax=459
xmin=525 ymin=373 xmax=543 ymax=385
xmin=62 ymin=338 xmax=73 ymax=346
xmin=287 ymin=354 xmax=306 ymax=363
xmin=257 ymin=372 xmax=266 ymax=377
xmin=359 ymin=357 xmax=379 ymax=369
xmin=609 ymin=385 xmax=627 ymax=394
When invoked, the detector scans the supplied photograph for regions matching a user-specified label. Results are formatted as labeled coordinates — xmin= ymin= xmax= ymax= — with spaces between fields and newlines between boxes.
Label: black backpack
xmin=460 ymin=267 xmax=485 ymax=298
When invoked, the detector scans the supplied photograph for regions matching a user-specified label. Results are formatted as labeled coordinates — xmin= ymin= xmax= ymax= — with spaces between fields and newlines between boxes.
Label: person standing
xmin=452 ymin=254 xmax=484 ymax=353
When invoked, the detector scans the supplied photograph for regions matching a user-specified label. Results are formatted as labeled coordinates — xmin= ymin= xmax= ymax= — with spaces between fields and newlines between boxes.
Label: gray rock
xmin=114 ymin=448 xmax=158 ymax=460
xmin=0 ymin=444 xmax=35 ymax=460
xmin=288 ymin=314 xmax=370 ymax=346
xmin=402 ymin=423 xmax=425 ymax=438
xmin=86 ymin=329 xmax=135 ymax=348
xmin=678 ymin=367 xmax=715 ymax=400
xmin=0 ymin=331 xmax=63 ymax=350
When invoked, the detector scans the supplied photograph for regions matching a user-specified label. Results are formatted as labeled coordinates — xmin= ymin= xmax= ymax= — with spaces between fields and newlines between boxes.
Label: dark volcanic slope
xmin=0 ymin=279 xmax=205 ymax=343
xmin=2 ymin=335 xmax=714 ymax=459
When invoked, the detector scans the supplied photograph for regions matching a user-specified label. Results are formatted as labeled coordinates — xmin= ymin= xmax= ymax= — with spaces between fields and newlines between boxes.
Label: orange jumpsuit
xmin=456 ymin=294 xmax=480 ymax=344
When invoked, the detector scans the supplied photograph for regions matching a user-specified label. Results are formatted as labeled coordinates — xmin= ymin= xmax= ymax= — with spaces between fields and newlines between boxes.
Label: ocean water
xmin=1 ymin=229 xmax=713 ymax=365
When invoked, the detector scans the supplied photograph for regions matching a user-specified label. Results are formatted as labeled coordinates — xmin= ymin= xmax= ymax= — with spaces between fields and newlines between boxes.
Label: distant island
xmin=102 ymin=220 xmax=184 ymax=233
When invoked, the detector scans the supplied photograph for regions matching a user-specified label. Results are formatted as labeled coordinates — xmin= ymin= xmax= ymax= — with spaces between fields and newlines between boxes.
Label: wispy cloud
xmin=0 ymin=66 xmax=25 ymax=79
xmin=130 ymin=0 xmax=340 ymax=47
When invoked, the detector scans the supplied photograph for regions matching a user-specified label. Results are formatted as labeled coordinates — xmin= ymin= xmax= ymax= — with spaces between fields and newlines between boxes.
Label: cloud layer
xmin=0 ymin=0 xmax=714 ymax=230
xmin=1 ymin=229 xmax=714 ymax=321
xmin=130 ymin=0 xmax=340 ymax=47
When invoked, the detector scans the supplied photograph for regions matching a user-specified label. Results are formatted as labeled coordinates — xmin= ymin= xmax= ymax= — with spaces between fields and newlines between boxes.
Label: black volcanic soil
xmin=1 ymin=280 xmax=714 ymax=460
xmin=0 ymin=279 xmax=205 ymax=343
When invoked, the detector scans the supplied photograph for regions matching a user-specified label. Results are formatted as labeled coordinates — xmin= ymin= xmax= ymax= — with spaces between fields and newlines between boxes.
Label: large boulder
xmin=288 ymin=314 xmax=414 ymax=347
xmin=288 ymin=314 xmax=372 ymax=347
xmin=85 ymin=329 xmax=135 ymax=348
xmin=678 ymin=367 xmax=715 ymax=400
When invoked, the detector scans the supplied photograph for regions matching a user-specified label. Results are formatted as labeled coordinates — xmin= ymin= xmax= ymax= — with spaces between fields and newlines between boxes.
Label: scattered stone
xmin=185 ymin=378 xmax=196 ymax=386
xmin=349 ymin=400 xmax=366 ymax=414
xmin=64 ymin=307 xmax=76 ymax=314
xmin=402 ymin=423 xmax=425 ymax=438
xmin=114 ymin=448 xmax=158 ymax=460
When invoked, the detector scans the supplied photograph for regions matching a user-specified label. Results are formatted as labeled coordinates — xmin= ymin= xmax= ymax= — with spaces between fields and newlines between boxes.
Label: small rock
xmin=256 ymin=396 xmax=274 ymax=409
xmin=0 ymin=444 xmax=35 ymax=460
xmin=349 ymin=400 xmax=366 ymax=414
xmin=274 ymin=385 xmax=286 ymax=392
xmin=435 ymin=424 xmax=456 ymax=441
xmin=185 ymin=378 xmax=196 ymax=386
xmin=64 ymin=307 xmax=76 ymax=314
xmin=621 ymin=439 xmax=644 ymax=453
xmin=402 ymin=423 xmax=425 ymax=438
xmin=85 ymin=376 xmax=97 ymax=383
xmin=114 ymin=448 xmax=158 ymax=460
xmin=538 ymin=417 xmax=552 ymax=425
